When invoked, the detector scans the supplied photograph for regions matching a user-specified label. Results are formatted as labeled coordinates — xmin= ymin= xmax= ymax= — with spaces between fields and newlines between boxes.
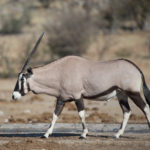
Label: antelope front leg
xmin=75 ymin=99 xmax=88 ymax=139
xmin=43 ymin=99 xmax=65 ymax=138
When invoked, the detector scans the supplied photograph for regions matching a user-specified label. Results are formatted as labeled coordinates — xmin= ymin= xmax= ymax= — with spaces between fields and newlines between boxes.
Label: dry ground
xmin=0 ymin=134 xmax=150 ymax=150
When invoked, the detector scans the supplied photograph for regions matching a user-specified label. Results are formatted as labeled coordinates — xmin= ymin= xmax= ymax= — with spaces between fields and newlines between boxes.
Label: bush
xmin=0 ymin=17 xmax=24 ymax=34
xmin=115 ymin=49 xmax=132 ymax=58
xmin=0 ymin=43 xmax=16 ymax=78
xmin=109 ymin=0 xmax=150 ymax=30
xmin=38 ymin=0 xmax=54 ymax=8
xmin=0 ymin=5 xmax=31 ymax=34
xmin=44 ymin=9 xmax=96 ymax=58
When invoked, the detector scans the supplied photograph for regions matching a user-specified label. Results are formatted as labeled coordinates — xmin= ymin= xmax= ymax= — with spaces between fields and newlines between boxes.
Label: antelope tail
xmin=142 ymin=74 xmax=150 ymax=107
xmin=122 ymin=59 xmax=150 ymax=107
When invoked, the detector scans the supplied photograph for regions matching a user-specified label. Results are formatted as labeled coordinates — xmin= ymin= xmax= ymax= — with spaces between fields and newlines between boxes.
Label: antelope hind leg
xmin=127 ymin=92 xmax=150 ymax=128
xmin=115 ymin=93 xmax=131 ymax=138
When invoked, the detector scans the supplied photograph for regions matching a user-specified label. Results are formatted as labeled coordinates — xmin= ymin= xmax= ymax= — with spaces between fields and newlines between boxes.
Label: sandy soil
xmin=0 ymin=134 xmax=150 ymax=150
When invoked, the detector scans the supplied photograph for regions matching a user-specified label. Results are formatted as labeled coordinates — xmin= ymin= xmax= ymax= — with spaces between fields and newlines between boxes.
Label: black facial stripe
xmin=20 ymin=77 xmax=25 ymax=95
xmin=14 ymin=81 xmax=19 ymax=91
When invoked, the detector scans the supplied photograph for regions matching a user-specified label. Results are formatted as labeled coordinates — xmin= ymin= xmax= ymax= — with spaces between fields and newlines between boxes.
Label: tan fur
xmin=27 ymin=56 xmax=142 ymax=101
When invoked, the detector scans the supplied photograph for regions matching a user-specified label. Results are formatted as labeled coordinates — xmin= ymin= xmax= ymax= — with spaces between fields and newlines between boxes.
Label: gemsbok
xmin=12 ymin=33 xmax=150 ymax=139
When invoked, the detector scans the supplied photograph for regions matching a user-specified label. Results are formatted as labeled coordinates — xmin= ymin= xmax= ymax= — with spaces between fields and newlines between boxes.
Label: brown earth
xmin=0 ymin=134 xmax=150 ymax=150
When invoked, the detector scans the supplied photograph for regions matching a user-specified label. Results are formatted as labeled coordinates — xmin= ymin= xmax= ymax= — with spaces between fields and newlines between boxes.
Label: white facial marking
xmin=18 ymin=74 xmax=23 ymax=90
xmin=23 ymin=77 xmax=28 ymax=94
xmin=12 ymin=91 xmax=21 ymax=100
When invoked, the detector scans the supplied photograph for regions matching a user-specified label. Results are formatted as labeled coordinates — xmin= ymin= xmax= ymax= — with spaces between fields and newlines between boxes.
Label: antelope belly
xmin=97 ymin=90 xmax=117 ymax=101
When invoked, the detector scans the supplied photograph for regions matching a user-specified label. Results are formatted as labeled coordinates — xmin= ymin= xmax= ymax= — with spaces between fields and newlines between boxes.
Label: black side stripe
xmin=83 ymin=86 xmax=118 ymax=99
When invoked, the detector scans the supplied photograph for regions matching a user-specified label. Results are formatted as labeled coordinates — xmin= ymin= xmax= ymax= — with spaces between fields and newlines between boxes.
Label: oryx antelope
xmin=12 ymin=33 xmax=150 ymax=139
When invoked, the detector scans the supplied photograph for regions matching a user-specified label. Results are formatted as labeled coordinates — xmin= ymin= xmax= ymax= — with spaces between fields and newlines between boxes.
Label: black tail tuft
xmin=142 ymin=75 xmax=150 ymax=107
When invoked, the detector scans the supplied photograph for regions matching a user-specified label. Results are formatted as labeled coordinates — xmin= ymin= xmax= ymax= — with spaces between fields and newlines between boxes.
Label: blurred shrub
xmin=0 ymin=17 xmax=24 ymax=34
xmin=0 ymin=43 xmax=15 ymax=78
xmin=0 ymin=4 xmax=31 ymax=34
xmin=109 ymin=0 xmax=150 ymax=30
xmin=44 ymin=9 xmax=96 ymax=58
xmin=81 ymin=0 xmax=150 ymax=31
xmin=38 ymin=0 xmax=54 ymax=8
xmin=115 ymin=49 xmax=132 ymax=58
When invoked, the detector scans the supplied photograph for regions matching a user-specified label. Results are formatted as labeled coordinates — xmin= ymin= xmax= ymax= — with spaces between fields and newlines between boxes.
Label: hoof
xmin=41 ymin=135 xmax=48 ymax=138
xmin=79 ymin=136 xmax=86 ymax=139
xmin=113 ymin=136 xmax=117 ymax=139
xmin=113 ymin=135 xmax=120 ymax=139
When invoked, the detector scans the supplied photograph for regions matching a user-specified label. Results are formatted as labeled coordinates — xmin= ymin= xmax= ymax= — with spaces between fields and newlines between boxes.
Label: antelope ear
xmin=27 ymin=67 xmax=33 ymax=75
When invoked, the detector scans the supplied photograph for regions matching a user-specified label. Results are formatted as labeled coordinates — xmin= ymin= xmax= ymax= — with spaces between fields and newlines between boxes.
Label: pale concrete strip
xmin=0 ymin=123 xmax=149 ymax=135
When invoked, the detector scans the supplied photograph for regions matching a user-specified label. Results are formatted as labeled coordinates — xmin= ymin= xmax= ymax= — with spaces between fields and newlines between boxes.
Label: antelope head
xmin=12 ymin=33 xmax=44 ymax=100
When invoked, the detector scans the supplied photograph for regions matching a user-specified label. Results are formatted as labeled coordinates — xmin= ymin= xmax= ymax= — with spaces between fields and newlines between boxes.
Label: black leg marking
xmin=75 ymin=99 xmax=88 ymax=139
xmin=127 ymin=91 xmax=150 ymax=127
xmin=42 ymin=99 xmax=65 ymax=138
xmin=118 ymin=93 xmax=131 ymax=113
xmin=127 ymin=92 xmax=146 ymax=113
xmin=55 ymin=99 xmax=65 ymax=116
xmin=75 ymin=99 xmax=84 ymax=112
xmin=115 ymin=93 xmax=131 ymax=138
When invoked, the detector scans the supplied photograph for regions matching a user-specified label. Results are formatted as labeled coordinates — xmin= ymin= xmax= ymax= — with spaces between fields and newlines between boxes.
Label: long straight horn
xmin=20 ymin=32 xmax=44 ymax=73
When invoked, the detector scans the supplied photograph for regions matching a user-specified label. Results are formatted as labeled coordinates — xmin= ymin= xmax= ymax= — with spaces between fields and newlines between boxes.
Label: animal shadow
xmin=0 ymin=132 xmax=81 ymax=138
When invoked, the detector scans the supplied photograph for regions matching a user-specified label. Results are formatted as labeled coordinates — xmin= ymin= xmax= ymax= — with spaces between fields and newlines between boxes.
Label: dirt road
xmin=0 ymin=123 xmax=150 ymax=150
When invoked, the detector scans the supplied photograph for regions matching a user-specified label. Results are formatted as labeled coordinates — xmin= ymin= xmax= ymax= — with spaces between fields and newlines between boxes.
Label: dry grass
xmin=0 ymin=1 xmax=150 ymax=78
